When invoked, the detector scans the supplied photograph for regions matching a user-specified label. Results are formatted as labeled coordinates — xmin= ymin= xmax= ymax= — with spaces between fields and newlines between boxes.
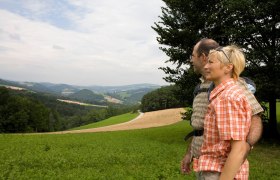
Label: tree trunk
xmin=268 ymin=98 xmax=279 ymax=138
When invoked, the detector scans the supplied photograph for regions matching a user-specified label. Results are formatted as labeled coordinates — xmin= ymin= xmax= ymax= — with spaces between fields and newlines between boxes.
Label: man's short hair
xmin=197 ymin=38 xmax=219 ymax=57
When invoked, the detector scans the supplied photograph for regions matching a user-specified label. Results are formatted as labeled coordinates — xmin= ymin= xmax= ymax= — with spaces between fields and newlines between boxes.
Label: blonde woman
xmin=196 ymin=45 xmax=251 ymax=180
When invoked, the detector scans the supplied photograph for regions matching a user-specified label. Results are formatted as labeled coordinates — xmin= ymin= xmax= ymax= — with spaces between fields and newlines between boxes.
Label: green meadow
xmin=71 ymin=112 xmax=139 ymax=130
xmin=1 ymin=120 xmax=280 ymax=179
xmin=277 ymin=101 xmax=280 ymax=129
xmin=264 ymin=100 xmax=280 ymax=130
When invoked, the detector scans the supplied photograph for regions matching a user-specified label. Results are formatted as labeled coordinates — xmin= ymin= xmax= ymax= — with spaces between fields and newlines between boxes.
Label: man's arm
xmin=237 ymin=78 xmax=263 ymax=148
xmin=246 ymin=114 xmax=263 ymax=148
xmin=181 ymin=138 xmax=192 ymax=174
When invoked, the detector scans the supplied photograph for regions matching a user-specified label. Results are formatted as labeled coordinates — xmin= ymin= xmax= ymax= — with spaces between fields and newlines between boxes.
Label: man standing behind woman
xmin=195 ymin=45 xmax=255 ymax=179
xmin=181 ymin=39 xmax=263 ymax=180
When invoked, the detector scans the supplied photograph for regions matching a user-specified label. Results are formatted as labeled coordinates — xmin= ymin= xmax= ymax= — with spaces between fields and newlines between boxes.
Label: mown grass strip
xmin=71 ymin=112 xmax=139 ymax=130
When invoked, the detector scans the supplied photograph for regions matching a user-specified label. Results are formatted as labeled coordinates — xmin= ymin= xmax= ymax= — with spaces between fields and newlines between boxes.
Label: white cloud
xmin=0 ymin=0 xmax=168 ymax=86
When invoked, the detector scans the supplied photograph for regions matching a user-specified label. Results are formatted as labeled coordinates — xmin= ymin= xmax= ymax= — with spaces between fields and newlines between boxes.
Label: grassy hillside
xmin=71 ymin=112 xmax=139 ymax=130
xmin=0 ymin=121 xmax=279 ymax=179
xmin=68 ymin=89 xmax=105 ymax=104
xmin=106 ymin=87 xmax=157 ymax=104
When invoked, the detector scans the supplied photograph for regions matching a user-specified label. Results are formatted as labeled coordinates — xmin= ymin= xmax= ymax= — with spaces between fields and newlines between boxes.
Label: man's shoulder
xmin=193 ymin=81 xmax=212 ymax=98
xmin=222 ymin=84 xmax=246 ymax=101
xmin=237 ymin=77 xmax=256 ymax=94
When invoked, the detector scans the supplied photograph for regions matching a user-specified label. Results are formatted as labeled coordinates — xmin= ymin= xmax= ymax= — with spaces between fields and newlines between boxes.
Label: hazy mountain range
xmin=0 ymin=78 xmax=161 ymax=105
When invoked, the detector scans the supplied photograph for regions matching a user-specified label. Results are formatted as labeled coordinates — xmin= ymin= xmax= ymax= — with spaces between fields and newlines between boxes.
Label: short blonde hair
xmin=209 ymin=45 xmax=245 ymax=80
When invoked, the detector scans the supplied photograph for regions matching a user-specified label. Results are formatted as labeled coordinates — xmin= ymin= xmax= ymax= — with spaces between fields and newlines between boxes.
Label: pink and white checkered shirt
xmin=194 ymin=78 xmax=252 ymax=180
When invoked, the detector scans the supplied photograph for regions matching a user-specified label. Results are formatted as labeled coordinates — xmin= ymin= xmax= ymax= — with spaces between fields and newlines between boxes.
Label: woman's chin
xmin=205 ymin=75 xmax=213 ymax=81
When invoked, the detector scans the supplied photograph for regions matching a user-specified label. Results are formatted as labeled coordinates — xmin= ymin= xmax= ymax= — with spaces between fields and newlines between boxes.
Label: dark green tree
xmin=152 ymin=0 xmax=220 ymax=105
xmin=0 ymin=88 xmax=59 ymax=132
xmin=153 ymin=0 xmax=280 ymax=137
xmin=217 ymin=0 xmax=280 ymax=137
xmin=48 ymin=109 xmax=62 ymax=131
xmin=28 ymin=100 xmax=50 ymax=132
xmin=141 ymin=85 xmax=182 ymax=112
xmin=0 ymin=96 xmax=29 ymax=132
xmin=0 ymin=87 xmax=9 ymax=105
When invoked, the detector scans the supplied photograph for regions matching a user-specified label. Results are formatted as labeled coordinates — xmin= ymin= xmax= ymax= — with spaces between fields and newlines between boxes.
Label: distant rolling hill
xmin=0 ymin=78 xmax=161 ymax=105
xmin=69 ymin=89 xmax=105 ymax=104
xmin=40 ymin=83 xmax=80 ymax=95
xmin=107 ymin=88 xmax=157 ymax=104
xmin=85 ymin=84 xmax=160 ymax=93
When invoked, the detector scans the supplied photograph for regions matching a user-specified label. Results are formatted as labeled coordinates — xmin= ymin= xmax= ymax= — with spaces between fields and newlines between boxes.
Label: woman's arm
xmin=219 ymin=140 xmax=248 ymax=180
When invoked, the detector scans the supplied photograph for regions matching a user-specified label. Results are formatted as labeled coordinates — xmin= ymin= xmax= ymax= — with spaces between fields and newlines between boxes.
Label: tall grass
xmin=0 ymin=120 xmax=279 ymax=179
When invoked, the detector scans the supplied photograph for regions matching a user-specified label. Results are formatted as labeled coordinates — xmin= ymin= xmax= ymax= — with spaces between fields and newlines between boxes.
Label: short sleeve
xmin=237 ymin=79 xmax=263 ymax=115
xmin=215 ymin=96 xmax=252 ymax=141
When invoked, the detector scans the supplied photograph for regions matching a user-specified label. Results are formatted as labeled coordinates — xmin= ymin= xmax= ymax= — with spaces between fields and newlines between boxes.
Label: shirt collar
xmin=200 ymin=76 xmax=211 ymax=84
xmin=209 ymin=78 xmax=235 ymax=101
xmin=199 ymin=76 xmax=205 ymax=83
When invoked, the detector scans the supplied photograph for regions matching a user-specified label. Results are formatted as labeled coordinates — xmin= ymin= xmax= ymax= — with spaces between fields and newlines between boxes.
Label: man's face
xmin=190 ymin=43 xmax=204 ymax=74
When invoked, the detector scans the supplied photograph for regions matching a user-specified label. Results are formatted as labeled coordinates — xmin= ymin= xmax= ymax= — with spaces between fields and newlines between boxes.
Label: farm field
xmin=62 ymin=108 xmax=183 ymax=134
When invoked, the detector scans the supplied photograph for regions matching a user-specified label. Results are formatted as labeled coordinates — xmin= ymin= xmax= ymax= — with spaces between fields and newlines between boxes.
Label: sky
xmin=0 ymin=0 xmax=171 ymax=86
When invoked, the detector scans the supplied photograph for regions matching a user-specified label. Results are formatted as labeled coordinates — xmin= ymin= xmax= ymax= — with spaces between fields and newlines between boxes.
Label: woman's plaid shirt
xmin=195 ymin=79 xmax=252 ymax=180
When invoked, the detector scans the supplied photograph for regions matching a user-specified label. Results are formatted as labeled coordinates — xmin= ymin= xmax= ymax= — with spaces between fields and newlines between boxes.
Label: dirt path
xmin=48 ymin=108 xmax=185 ymax=134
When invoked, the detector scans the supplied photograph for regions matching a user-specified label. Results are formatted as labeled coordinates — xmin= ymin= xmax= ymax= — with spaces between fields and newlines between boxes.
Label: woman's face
xmin=204 ymin=53 xmax=227 ymax=82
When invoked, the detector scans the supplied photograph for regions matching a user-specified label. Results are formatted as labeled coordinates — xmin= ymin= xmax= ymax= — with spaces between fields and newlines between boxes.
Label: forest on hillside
xmin=0 ymin=87 xmax=138 ymax=133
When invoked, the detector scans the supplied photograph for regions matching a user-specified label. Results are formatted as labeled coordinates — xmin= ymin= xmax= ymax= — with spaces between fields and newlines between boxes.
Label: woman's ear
xmin=224 ymin=64 xmax=234 ymax=74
